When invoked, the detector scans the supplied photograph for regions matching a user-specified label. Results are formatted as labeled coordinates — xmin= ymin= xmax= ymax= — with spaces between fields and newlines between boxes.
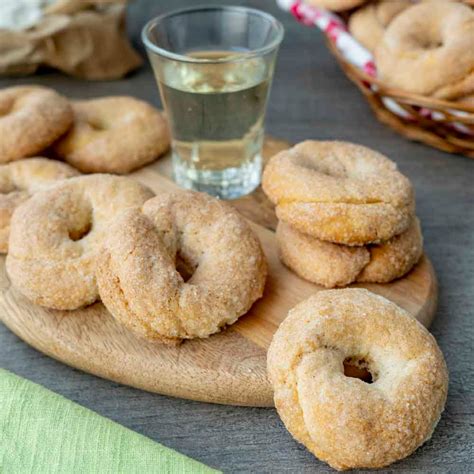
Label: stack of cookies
xmin=349 ymin=1 xmax=474 ymax=105
xmin=262 ymin=140 xmax=422 ymax=288
xmin=304 ymin=1 xmax=474 ymax=106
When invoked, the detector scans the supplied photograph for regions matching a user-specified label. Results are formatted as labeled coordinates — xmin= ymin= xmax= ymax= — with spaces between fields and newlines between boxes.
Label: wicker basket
xmin=325 ymin=39 xmax=474 ymax=159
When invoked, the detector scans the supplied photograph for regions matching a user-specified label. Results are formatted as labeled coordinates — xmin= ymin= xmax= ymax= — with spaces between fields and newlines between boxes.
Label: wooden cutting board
xmin=0 ymin=138 xmax=438 ymax=407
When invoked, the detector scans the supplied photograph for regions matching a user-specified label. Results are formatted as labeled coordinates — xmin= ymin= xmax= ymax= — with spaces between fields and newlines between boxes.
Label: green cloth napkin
xmin=0 ymin=369 xmax=219 ymax=474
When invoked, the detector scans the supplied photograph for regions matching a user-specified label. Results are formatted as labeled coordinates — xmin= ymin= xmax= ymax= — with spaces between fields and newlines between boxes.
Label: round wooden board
xmin=0 ymin=138 xmax=438 ymax=407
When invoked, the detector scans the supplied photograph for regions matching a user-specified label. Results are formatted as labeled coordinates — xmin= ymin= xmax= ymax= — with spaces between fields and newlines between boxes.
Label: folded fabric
xmin=0 ymin=2 xmax=142 ymax=79
xmin=0 ymin=369 xmax=219 ymax=473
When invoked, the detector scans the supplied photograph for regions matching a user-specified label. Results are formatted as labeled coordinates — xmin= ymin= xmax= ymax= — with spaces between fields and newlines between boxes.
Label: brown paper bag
xmin=0 ymin=0 xmax=142 ymax=80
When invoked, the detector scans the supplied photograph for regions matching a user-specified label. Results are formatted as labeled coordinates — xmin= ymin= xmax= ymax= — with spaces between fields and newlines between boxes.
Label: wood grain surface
xmin=0 ymin=139 xmax=438 ymax=407
xmin=1 ymin=0 xmax=472 ymax=471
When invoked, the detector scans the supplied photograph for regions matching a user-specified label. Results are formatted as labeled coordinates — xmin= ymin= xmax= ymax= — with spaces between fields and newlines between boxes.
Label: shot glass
xmin=142 ymin=6 xmax=284 ymax=199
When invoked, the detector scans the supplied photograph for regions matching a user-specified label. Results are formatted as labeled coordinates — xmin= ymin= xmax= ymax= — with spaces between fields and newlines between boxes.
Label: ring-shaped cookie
xmin=0 ymin=157 xmax=79 ymax=253
xmin=0 ymin=86 xmax=73 ymax=163
xmin=6 ymin=174 xmax=154 ymax=310
xmin=54 ymin=96 xmax=170 ymax=174
xmin=357 ymin=217 xmax=423 ymax=283
xmin=376 ymin=2 xmax=474 ymax=99
xmin=349 ymin=0 xmax=411 ymax=52
xmin=277 ymin=221 xmax=369 ymax=287
xmin=96 ymin=191 xmax=267 ymax=344
xmin=277 ymin=218 xmax=422 ymax=287
xmin=262 ymin=141 xmax=414 ymax=245
xmin=267 ymin=288 xmax=448 ymax=470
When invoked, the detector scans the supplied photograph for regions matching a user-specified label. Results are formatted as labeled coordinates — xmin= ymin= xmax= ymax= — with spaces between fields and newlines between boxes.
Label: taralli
xmin=54 ymin=96 xmax=170 ymax=174
xmin=267 ymin=289 xmax=448 ymax=471
xmin=0 ymin=158 xmax=79 ymax=253
xmin=0 ymin=86 xmax=73 ymax=163
xmin=277 ymin=218 xmax=423 ymax=287
xmin=96 ymin=191 xmax=267 ymax=344
xmin=349 ymin=0 xmax=411 ymax=52
xmin=277 ymin=221 xmax=369 ymax=288
xmin=357 ymin=217 xmax=423 ymax=283
xmin=376 ymin=2 xmax=474 ymax=99
xmin=6 ymin=175 xmax=154 ymax=310
xmin=262 ymin=141 xmax=414 ymax=245
xmin=304 ymin=0 xmax=366 ymax=12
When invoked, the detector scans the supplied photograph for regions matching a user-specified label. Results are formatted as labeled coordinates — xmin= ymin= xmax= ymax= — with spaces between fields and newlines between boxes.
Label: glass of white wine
xmin=142 ymin=6 xmax=284 ymax=199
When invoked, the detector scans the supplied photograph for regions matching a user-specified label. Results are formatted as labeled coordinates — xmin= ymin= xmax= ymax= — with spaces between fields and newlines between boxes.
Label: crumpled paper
xmin=0 ymin=0 xmax=142 ymax=80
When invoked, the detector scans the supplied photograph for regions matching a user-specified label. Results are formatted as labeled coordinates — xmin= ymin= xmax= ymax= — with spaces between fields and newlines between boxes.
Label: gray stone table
xmin=1 ymin=0 xmax=473 ymax=472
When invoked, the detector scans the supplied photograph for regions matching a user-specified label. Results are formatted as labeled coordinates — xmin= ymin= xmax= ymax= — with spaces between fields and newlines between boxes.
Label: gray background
xmin=1 ymin=0 xmax=473 ymax=472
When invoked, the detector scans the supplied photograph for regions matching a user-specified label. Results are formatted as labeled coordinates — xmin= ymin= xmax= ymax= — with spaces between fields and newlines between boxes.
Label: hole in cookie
xmin=297 ymin=155 xmax=347 ymax=178
xmin=175 ymin=252 xmax=198 ymax=282
xmin=87 ymin=118 xmax=107 ymax=131
xmin=422 ymin=40 xmax=443 ymax=50
xmin=0 ymin=101 xmax=13 ymax=117
xmin=3 ymin=183 xmax=22 ymax=194
xmin=343 ymin=356 xmax=376 ymax=384
xmin=69 ymin=220 xmax=92 ymax=241
xmin=412 ymin=32 xmax=443 ymax=51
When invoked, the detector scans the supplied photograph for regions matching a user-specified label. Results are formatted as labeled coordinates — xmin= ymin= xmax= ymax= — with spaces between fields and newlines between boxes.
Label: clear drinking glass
xmin=142 ymin=6 xmax=284 ymax=199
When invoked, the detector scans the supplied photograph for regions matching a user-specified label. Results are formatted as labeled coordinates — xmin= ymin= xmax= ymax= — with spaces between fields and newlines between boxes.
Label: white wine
xmin=151 ymin=50 xmax=273 ymax=198
xmin=143 ymin=5 xmax=283 ymax=198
